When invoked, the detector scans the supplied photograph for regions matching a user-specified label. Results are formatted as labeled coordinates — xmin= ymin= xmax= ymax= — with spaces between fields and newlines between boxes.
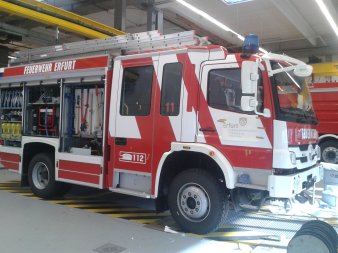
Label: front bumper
xmin=268 ymin=163 xmax=323 ymax=198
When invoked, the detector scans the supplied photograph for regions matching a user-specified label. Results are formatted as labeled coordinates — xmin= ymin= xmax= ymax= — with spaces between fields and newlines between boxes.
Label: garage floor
xmin=0 ymin=169 xmax=337 ymax=253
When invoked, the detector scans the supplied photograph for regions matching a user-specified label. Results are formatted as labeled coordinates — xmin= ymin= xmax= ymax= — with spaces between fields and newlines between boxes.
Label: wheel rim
xmin=177 ymin=183 xmax=210 ymax=222
xmin=322 ymin=147 xmax=338 ymax=164
xmin=32 ymin=162 xmax=50 ymax=190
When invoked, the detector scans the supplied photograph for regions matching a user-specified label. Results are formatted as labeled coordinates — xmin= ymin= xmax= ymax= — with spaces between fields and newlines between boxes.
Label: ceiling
xmin=0 ymin=0 xmax=337 ymax=62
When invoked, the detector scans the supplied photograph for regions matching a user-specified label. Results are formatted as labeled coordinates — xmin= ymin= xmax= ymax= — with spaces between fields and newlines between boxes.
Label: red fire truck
xmin=0 ymin=31 xmax=322 ymax=234
xmin=309 ymin=62 xmax=338 ymax=164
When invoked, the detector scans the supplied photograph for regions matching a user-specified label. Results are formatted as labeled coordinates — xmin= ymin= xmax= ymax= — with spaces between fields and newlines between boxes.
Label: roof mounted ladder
xmin=11 ymin=30 xmax=205 ymax=66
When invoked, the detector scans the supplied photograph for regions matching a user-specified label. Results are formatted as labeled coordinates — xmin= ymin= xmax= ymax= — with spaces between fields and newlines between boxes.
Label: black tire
xmin=301 ymin=220 xmax=338 ymax=248
xmin=28 ymin=153 xmax=70 ymax=199
xmin=294 ymin=227 xmax=336 ymax=253
xmin=168 ymin=169 xmax=229 ymax=234
xmin=320 ymin=140 xmax=338 ymax=164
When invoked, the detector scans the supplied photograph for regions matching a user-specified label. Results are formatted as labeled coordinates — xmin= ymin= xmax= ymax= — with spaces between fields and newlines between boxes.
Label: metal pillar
xmin=0 ymin=46 xmax=9 ymax=67
xmin=147 ymin=0 xmax=163 ymax=33
xmin=114 ymin=0 xmax=126 ymax=31
xmin=157 ymin=10 xmax=163 ymax=34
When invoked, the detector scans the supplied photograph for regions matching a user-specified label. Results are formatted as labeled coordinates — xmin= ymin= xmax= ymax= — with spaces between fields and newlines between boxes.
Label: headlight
xmin=290 ymin=151 xmax=297 ymax=165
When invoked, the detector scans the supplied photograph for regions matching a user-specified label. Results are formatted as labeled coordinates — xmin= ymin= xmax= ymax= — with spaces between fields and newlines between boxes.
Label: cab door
xmin=113 ymin=56 xmax=158 ymax=181
xmin=198 ymin=60 xmax=273 ymax=169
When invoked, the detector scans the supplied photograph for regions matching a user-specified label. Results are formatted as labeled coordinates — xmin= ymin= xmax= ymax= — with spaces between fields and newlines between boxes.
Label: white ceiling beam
xmin=270 ymin=0 xmax=322 ymax=46
xmin=155 ymin=2 xmax=175 ymax=9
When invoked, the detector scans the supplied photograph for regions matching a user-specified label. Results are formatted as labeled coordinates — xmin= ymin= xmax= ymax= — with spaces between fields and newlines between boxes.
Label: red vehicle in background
xmin=309 ymin=62 xmax=338 ymax=164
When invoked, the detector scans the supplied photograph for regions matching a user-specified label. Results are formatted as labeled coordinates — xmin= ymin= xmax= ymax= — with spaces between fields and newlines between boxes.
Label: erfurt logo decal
xmin=239 ymin=118 xmax=247 ymax=126
xmin=224 ymin=122 xmax=239 ymax=128
xmin=119 ymin=151 xmax=146 ymax=164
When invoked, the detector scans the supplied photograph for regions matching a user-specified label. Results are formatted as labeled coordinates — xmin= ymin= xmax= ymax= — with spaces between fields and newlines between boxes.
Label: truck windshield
xmin=270 ymin=62 xmax=317 ymax=124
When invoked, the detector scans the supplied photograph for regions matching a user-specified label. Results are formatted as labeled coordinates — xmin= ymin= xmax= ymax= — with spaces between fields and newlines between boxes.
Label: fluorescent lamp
xmin=315 ymin=0 xmax=338 ymax=38
xmin=237 ymin=34 xmax=245 ymax=41
xmin=176 ymin=0 xmax=268 ymax=53
xmin=221 ymin=0 xmax=253 ymax=5
xmin=8 ymin=56 xmax=16 ymax=59
xmin=176 ymin=0 xmax=230 ymax=31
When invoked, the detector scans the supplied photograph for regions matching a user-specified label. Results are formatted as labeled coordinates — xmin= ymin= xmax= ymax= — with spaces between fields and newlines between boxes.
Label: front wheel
xmin=28 ymin=153 xmax=70 ymax=198
xmin=320 ymin=140 xmax=338 ymax=164
xmin=168 ymin=169 xmax=229 ymax=234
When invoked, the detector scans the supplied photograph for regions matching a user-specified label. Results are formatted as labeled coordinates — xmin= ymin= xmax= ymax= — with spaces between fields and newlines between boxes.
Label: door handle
xmin=115 ymin=137 xmax=127 ymax=146
xmin=199 ymin=127 xmax=216 ymax=132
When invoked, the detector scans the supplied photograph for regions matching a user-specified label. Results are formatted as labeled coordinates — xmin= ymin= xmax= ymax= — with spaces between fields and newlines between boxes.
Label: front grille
xmin=299 ymin=144 xmax=308 ymax=151
xmin=298 ymin=144 xmax=316 ymax=151
xmin=297 ymin=156 xmax=308 ymax=163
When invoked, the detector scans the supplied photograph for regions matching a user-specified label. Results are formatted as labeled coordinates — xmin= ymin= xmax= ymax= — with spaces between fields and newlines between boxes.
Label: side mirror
xmin=294 ymin=64 xmax=313 ymax=77
xmin=241 ymin=61 xmax=259 ymax=94
xmin=241 ymin=96 xmax=256 ymax=111
xmin=241 ymin=61 xmax=259 ymax=112
xmin=241 ymin=96 xmax=271 ymax=118
xmin=260 ymin=108 xmax=271 ymax=118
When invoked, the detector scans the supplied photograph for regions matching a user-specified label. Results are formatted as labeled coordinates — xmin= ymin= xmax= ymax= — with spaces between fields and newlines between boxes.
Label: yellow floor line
xmin=107 ymin=213 xmax=168 ymax=218
xmin=0 ymin=187 xmax=29 ymax=190
xmin=205 ymin=231 xmax=268 ymax=238
xmin=29 ymin=196 xmax=41 ymax=200
xmin=16 ymin=193 xmax=35 ymax=197
xmin=74 ymin=192 xmax=113 ymax=199
xmin=3 ymin=189 xmax=32 ymax=193
xmin=128 ymin=219 xmax=159 ymax=224
xmin=0 ymin=185 xmax=22 ymax=188
xmin=325 ymin=219 xmax=338 ymax=225
xmin=84 ymin=207 xmax=145 ymax=212
xmin=65 ymin=203 xmax=128 ymax=208
xmin=46 ymin=199 xmax=107 ymax=204
xmin=0 ymin=181 xmax=20 ymax=184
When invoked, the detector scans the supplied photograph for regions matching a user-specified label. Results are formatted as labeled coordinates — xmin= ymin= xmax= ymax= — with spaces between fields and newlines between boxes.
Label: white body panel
xmin=273 ymin=120 xmax=293 ymax=168
xmin=268 ymin=163 xmax=322 ymax=198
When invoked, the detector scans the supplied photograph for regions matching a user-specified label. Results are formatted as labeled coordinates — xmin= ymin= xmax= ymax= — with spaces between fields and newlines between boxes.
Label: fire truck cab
xmin=0 ymin=31 xmax=323 ymax=234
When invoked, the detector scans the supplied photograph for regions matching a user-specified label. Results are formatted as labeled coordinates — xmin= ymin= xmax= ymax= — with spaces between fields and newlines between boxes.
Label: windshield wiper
xmin=303 ymin=110 xmax=318 ymax=124
xmin=281 ymin=107 xmax=317 ymax=124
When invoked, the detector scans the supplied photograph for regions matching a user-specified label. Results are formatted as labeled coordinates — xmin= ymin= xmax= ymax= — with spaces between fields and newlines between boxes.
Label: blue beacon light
xmin=242 ymin=34 xmax=260 ymax=55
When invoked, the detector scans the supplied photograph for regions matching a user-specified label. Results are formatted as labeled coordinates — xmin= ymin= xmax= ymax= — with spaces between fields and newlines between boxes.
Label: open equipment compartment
xmin=0 ymin=86 xmax=23 ymax=147
xmin=60 ymin=77 xmax=105 ymax=156
xmin=24 ymin=82 xmax=60 ymax=138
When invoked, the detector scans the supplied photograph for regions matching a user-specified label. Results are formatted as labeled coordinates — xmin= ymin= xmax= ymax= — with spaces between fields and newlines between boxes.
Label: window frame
xmin=160 ymin=62 xmax=183 ymax=116
xmin=119 ymin=65 xmax=154 ymax=117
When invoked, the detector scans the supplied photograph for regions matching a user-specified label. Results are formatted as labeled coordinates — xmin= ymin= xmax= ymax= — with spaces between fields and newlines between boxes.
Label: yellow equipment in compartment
xmin=1 ymin=123 xmax=21 ymax=140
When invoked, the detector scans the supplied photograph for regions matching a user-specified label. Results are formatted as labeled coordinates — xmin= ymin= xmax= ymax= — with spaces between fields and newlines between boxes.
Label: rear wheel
xmin=320 ymin=140 xmax=338 ymax=164
xmin=168 ymin=169 xmax=229 ymax=234
xmin=28 ymin=153 xmax=70 ymax=198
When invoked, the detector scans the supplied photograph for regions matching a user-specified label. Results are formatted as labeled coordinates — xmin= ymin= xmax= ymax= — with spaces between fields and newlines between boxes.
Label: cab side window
xmin=120 ymin=66 xmax=154 ymax=116
xmin=160 ymin=62 xmax=183 ymax=116
xmin=207 ymin=68 xmax=242 ymax=112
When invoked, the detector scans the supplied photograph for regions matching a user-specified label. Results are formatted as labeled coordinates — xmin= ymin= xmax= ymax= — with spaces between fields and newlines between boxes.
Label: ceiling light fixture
xmin=176 ymin=0 xmax=231 ymax=32
xmin=221 ymin=0 xmax=253 ymax=5
xmin=315 ymin=0 xmax=338 ymax=39
xmin=176 ymin=0 xmax=268 ymax=53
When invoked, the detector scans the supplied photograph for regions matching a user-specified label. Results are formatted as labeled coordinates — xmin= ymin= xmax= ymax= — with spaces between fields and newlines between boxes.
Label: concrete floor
xmin=0 ymin=169 xmax=253 ymax=253
xmin=1 ymin=169 xmax=337 ymax=253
